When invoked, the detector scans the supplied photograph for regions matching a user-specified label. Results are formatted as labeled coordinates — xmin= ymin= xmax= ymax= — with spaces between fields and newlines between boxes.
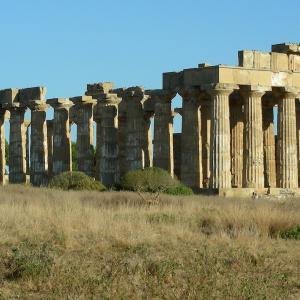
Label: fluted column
xmin=70 ymin=96 xmax=96 ymax=177
xmin=201 ymin=103 xmax=211 ymax=187
xmin=47 ymin=120 xmax=53 ymax=178
xmin=209 ymin=84 xmax=233 ymax=189
xmin=152 ymin=90 xmax=176 ymax=176
xmin=296 ymin=100 xmax=300 ymax=187
xmin=29 ymin=100 xmax=48 ymax=186
xmin=179 ymin=88 xmax=202 ymax=189
xmin=277 ymin=89 xmax=299 ymax=188
xmin=262 ymin=102 xmax=276 ymax=187
xmin=0 ymin=109 xmax=6 ymax=185
xmin=124 ymin=87 xmax=147 ymax=171
xmin=242 ymin=87 xmax=266 ymax=188
xmin=94 ymin=93 xmax=120 ymax=186
xmin=9 ymin=105 xmax=27 ymax=183
xmin=47 ymin=98 xmax=72 ymax=175
xmin=230 ymin=97 xmax=244 ymax=188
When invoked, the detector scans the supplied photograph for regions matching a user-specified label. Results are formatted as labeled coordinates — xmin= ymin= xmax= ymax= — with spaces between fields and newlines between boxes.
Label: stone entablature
xmin=0 ymin=43 xmax=300 ymax=195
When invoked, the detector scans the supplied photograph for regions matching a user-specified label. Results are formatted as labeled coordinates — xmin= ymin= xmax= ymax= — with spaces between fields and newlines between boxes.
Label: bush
xmin=120 ymin=167 xmax=192 ymax=195
xmin=279 ymin=225 xmax=300 ymax=240
xmin=49 ymin=171 xmax=106 ymax=191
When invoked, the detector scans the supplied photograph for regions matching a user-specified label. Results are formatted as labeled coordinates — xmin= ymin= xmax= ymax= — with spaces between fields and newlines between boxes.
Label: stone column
xmin=296 ymin=100 xmax=300 ymax=187
xmin=29 ymin=100 xmax=48 ymax=186
xmin=24 ymin=121 xmax=30 ymax=176
xmin=179 ymin=88 xmax=202 ymax=189
xmin=124 ymin=87 xmax=146 ymax=171
xmin=144 ymin=111 xmax=154 ymax=168
xmin=201 ymin=103 xmax=211 ymax=187
xmin=94 ymin=93 xmax=120 ymax=186
xmin=9 ymin=105 xmax=27 ymax=183
xmin=70 ymin=96 xmax=96 ymax=177
xmin=242 ymin=86 xmax=266 ymax=188
xmin=209 ymin=84 xmax=234 ymax=189
xmin=277 ymin=89 xmax=299 ymax=188
xmin=230 ymin=96 xmax=244 ymax=188
xmin=262 ymin=102 xmax=276 ymax=187
xmin=47 ymin=120 xmax=53 ymax=178
xmin=0 ymin=109 xmax=6 ymax=185
xmin=173 ymin=133 xmax=181 ymax=180
xmin=151 ymin=90 xmax=175 ymax=176
xmin=47 ymin=98 xmax=72 ymax=176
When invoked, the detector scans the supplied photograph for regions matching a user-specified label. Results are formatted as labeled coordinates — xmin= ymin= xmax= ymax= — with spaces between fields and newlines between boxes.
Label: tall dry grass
xmin=0 ymin=185 xmax=299 ymax=299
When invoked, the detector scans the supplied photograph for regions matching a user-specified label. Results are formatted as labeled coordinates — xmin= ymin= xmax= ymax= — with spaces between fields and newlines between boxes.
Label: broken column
xmin=179 ymin=87 xmax=202 ymax=189
xmin=47 ymin=98 xmax=72 ymax=175
xmin=230 ymin=94 xmax=244 ymax=188
xmin=209 ymin=84 xmax=234 ymax=189
xmin=277 ymin=89 xmax=299 ymax=188
xmin=242 ymin=86 xmax=266 ymax=188
xmin=93 ymin=92 xmax=120 ymax=186
xmin=150 ymin=89 xmax=175 ymax=176
xmin=70 ymin=96 xmax=96 ymax=177
xmin=262 ymin=97 xmax=276 ymax=188
xmin=29 ymin=101 xmax=48 ymax=186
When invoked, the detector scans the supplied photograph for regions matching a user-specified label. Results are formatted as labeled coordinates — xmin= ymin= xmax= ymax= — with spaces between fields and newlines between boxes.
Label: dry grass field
xmin=0 ymin=185 xmax=299 ymax=299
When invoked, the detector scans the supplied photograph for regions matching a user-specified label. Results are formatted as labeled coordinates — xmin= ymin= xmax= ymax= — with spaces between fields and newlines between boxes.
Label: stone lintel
xmin=0 ymin=88 xmax=19 ymax=106
xmin=272 ymin=43 xmax=300 ymax=55
xmin=47 ymin=98 xmax=72 ymax=110
xmin=240 ymin=85 xmax=271 ymax=98
xmin=28 ymin=100 xmax=48 ymax=111
xmin=69 ymin=95 xmax=96 ymax=105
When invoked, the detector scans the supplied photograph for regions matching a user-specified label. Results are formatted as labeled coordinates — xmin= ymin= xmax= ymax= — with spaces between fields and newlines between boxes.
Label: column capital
xmin=6 ymin=103 xmax=27 ymax=113
xmin=28 ymin=100 xmax=49 ymax=112
xmin=205 ymin=83 xmax=237 ymax=96
xmin=124 ymin=86 xmax=145 ymax=102
xmin=69 ymin=95 xmax=96 ymax=106
xmin=146 ymin=89 xmax=176 ymax=104
xmin=178 ymin=87 xmax=205 ymax=106
xmin=47 ymin=98 xmax=73 ymax=110
xmin=96 ymin=93 xmax=121 ymax=106
xmin=240 ymin=85 xmax=271 ymax=98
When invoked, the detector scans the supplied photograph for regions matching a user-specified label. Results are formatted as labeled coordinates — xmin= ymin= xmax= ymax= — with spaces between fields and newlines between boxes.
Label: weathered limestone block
xmin=124 ymin=87 xmax=148 ymax=172
xmin=47 ymin=98 xmax=72 ymax=175
xmin=179 ymin=87 xmax=203 ymax=189
xmin=149 ymin=89 xmax=176 ymax=176
xmin=8 ymin=104 xmax=27 ymax=183
xmin=94 ymin=93 xmax=120 ymax=186
xmin=0 ymin=88 xmax=19 ymax=106
xmin=29 ymin=100 xmax=48 ymax=186
xmin=201 ymin=103 xmax=211 ymax=187
xmin=230 ymin=95 xmax=244 ymax=188
xmin=47 ymin=120 xmax=53 ymax=178
xmin=262 ymin=100 xmax=276 ymax=188
xmin=70 ymin=96 xmax=96 ymax=177
xmin=208 ymin=84 xmax=234 ymax=189
xmin=277 ymin=89 xmax=299 ymax=188
xmin=242 ymin=86 xmax=267 ymax=188
xmin=86 ymin=82 xmax=114 ymax=98
xmin=0 ymin=109 xmax=6 ymax=185
xmin=19 ymin=87 xmax=46 ymax=107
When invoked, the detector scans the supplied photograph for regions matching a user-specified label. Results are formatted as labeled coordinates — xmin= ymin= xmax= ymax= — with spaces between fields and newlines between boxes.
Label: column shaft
xmin=210 ymin=87 xmax=232 ymax=189
xmin=0 ymin=110 xmax=6 ymax=185
xmin=262 ymin=105 xmax=276 ymax=187
xmin=153 ymin=95 xmax=174 ymax=175
xmin=143 ymin=113 xmax=153 ymax=168
xmin=30 ymin=102 xmax=48 ymax=186
xmin=243 ymin=89 xmax=264 ymax=188
xmin=230 ymin=101 xmax=244 ymax=187
xmin=9 ymin=107 xmax=26 ymax=183
xmin=278 ymin=92 xmax=298 ymax=188
xmin=47 ymin=120 xmax=53 ymax=178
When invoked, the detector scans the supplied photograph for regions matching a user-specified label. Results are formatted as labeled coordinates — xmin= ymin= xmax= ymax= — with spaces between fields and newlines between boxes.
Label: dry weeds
xmin=0 ymin=185 xmax=299 ymax=299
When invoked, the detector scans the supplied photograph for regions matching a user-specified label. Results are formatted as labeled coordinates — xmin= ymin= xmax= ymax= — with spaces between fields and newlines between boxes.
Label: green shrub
xmin=120 ymin=167 xmax=193 ymax=195
xmin=279 ymin=225 xmax=300 ymax=240
xmin=49 ymin=171 xmax=106 ymax=191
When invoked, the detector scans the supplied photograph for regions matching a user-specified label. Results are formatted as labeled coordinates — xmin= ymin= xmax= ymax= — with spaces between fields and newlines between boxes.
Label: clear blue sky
xmin=0 ymin=0 xmax=299 ymax=134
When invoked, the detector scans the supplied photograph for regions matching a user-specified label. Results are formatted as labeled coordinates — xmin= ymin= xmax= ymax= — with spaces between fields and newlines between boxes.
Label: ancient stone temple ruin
xmin=1 ymin=43 xmax=300 ymax=196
